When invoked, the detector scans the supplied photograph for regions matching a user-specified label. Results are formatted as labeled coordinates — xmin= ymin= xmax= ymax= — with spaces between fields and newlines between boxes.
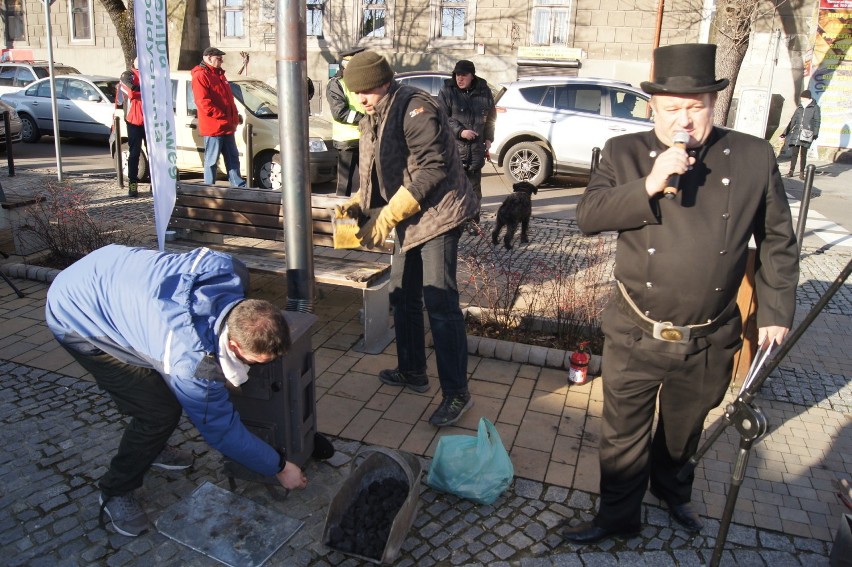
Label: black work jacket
xmin=577 ymin=128 xmax=799 ymax=354
xmin=438 ymin=76 xmax=496 ymax=171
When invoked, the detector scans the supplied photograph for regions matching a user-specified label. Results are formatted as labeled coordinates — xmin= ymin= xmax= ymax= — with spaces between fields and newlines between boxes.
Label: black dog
xmin=492 ymin=181 xmax=537 ymax=249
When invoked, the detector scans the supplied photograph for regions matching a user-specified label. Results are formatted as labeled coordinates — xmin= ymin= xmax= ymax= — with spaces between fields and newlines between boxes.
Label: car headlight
xmin=308 ymin=138 xmax=328 ymax=153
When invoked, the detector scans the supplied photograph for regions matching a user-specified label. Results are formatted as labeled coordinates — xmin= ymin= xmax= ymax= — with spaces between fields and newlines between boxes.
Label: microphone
xmin=663 ymin=131 xmax=690 ymax=199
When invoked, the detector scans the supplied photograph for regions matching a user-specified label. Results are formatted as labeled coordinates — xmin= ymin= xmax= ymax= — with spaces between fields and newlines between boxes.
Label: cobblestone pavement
xmin=0 ymin=361 xmax=840 ymax=567
xmin=1 ymin=167 xmax=850 ymax=565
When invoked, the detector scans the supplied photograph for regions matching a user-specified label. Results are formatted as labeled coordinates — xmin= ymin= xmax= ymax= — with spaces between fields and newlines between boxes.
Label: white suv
xmin=0 ymin=61 xmax=81 ymax=97
xmin=490 ymin=77 xmax=653 ymax=185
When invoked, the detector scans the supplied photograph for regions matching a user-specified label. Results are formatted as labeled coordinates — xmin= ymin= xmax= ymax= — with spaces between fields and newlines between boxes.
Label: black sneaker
xmin=99 ymin=493 xmax=149 ymax=537
xmin=429 ymin=393 xmax=473 ymax=427
xmin=378 ymin=368 xmax=430 ymax=393
xmin=151 ymin=446 xmax=192 ymax=470
xmin=128 ymin=181 xmax=138 ymax=197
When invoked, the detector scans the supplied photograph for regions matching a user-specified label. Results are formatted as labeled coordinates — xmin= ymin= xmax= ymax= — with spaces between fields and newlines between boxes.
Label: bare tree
xmin=713 ymin=0 xmax=782 ymax=124
xmin=99 ymin=0 xmax=135 ymax=69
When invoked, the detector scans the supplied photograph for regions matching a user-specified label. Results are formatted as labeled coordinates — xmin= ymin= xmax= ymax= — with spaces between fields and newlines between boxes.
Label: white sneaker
xmin=99 ymin=493 xmax=148 ymax=537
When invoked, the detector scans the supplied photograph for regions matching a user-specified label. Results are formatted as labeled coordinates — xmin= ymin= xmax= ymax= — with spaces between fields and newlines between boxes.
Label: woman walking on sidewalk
xmin=781 ymin=89 xmax=821 ymax=180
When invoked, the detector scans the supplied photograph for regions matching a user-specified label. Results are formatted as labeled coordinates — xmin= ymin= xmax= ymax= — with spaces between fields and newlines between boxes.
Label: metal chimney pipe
xmin=276 ymin=0 xmax=315 ymax=312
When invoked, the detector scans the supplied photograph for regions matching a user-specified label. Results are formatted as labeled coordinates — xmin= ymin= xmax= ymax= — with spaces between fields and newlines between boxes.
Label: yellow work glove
xmin=334 ymin=196 xmax=362 ymax=220
xmin=357 ymin=186 xmax=421 ymax=249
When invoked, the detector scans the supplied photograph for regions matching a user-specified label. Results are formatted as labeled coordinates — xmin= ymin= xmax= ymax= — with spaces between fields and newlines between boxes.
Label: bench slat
xmin=166 ymin=240 xmax=389 ymax=288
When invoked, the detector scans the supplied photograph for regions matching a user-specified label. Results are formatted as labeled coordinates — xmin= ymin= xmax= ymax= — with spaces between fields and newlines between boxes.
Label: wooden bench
xmin=168 ymin=182 xmax=395 ymax=354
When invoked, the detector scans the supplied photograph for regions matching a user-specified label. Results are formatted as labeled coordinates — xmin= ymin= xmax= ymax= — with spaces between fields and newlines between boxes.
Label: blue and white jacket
xmin=45 ymin=244 xmax=281 ymax=476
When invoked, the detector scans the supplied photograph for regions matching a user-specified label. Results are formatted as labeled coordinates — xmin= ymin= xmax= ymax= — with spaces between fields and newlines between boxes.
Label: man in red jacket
xmin=191 ymin=47 xmax=245 ymax=187
xmin=118 ymin=58 xmax=145 ymax=197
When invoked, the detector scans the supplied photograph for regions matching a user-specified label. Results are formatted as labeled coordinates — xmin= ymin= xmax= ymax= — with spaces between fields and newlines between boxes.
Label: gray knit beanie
xmin=343 ymin=51 xmax=394 ymax=93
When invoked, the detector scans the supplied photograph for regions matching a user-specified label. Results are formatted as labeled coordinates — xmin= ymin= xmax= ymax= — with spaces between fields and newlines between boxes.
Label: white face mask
xmin=800 ymin=98 xmax=812 ymax=106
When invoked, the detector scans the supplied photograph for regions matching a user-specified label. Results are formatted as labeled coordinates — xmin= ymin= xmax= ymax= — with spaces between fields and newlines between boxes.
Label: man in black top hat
xmin=566 ymin=43 xmax=799 ymax=544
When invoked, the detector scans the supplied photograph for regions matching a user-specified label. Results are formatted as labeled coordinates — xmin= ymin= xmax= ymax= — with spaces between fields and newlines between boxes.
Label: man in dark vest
xmin=567 ymin=43 xmax=799 ymax=544
xmin=337 ymin=51 xmax=479 ymax=427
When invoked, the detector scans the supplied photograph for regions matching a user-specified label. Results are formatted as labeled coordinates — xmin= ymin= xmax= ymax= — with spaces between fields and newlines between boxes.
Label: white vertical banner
xmin=134 ymin=0 xmax=177 ymax=251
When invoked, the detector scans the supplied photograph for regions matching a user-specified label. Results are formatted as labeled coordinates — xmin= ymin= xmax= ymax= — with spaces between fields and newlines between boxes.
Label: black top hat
xmin=640 ymin=44 xmax=729 ymax=95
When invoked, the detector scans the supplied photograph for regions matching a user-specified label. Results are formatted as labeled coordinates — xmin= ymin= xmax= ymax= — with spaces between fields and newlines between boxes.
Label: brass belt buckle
xmin=652 ymin=321 xmax=690 ymax=343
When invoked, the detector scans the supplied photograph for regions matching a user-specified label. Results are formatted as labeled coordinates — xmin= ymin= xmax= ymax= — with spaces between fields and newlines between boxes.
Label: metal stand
xmin=0 ymin=250 xmax=25 ymax=297
xmin=677 ymin=257 xmax=851 ymax=566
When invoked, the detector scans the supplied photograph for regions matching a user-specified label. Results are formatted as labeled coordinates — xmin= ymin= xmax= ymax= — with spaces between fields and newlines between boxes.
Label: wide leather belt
xmin=614 ymin=280 xmax=725 ymax=344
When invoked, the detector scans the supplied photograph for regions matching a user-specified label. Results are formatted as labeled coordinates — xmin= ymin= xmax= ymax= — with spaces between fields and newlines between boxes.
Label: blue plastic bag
xmin=426 ymin=417 xmax=514 ymax=505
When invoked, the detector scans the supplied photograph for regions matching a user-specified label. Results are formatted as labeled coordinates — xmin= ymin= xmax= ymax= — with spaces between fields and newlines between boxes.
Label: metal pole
xmin=246 ymin=123 xmax=254 ymax=189
xmin=590 ymin=147 xmax=601 ymax=175
xmin=114 ymin=116 xmax=124 ymax=188
xmin=3 ymin=111 xmax=14 ymax=176
xmin=795 ymin=164 xmax=816 ymax=253
xmin=276 ymin=0 xmax=314 ymax=312
xmin=43 ymin=0 xmax=63 ymax=182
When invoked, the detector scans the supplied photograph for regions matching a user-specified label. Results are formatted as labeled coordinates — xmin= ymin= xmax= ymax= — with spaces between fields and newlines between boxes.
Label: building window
xmin=307 ymin=0 xmax=324 ymax=38
xmin=531 ymin=0 xmax=571 ymax=46
xmin=360 ymin=0 xmax=386 ymax=39
xmin=429 ymin=0 xmax=475 ymax=49
xmin=439 ymin=0 xmax=466 ymax=38
xmin=69 ymin=0 xmax=93 ymax=43
xmin=4 ymin=0 xmax=25 ymax=42
xmin=224 ymin=0 xmax=245 ymax=38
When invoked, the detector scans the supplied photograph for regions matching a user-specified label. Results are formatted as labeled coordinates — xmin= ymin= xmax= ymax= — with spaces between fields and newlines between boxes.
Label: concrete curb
xmin=1 ymin=262 xmax=61 ymax=284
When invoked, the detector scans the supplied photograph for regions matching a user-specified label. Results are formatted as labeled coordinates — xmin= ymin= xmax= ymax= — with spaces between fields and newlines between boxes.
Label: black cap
xmin=801 ymin=89 xmax=812 ymax=98
xmin=453 ymin=60 xmax=476 ymax=76
xmin=340 ymin=46 xmax=367 ymax=59
xmin=203 ymin=47 xmax=226 ymax=57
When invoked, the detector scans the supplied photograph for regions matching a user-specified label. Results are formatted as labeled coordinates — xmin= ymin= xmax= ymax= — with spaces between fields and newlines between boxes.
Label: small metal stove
xmin=224 ymin=310 xmax=318 ymax=485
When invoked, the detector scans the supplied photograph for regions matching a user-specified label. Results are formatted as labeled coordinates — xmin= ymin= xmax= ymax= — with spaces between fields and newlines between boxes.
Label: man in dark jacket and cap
xmin=326 ymin=46 xmax=367 ymax=196
xmin=565 ymin=43 xmax=799 ymax=544
xmin=438 ymin=60 xmax=496 ymax=232
xmin=336 ymin=50 xmax=479 ymax=427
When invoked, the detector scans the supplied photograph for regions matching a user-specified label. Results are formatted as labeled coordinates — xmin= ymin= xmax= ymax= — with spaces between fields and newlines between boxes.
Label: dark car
xmin=395 ymin=71 xmax=505 ymax=101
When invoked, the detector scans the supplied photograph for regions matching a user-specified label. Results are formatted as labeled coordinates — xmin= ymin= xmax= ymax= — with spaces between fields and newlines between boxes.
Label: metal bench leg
xmin=355 ymin=276 xmax=394 ymax=355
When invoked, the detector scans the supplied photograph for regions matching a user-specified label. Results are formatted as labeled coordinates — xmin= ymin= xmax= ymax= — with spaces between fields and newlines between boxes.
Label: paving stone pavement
xmin=0 ymin=362 xmax=840 ymax=567
xmin=1 ymin=167 xmax=850 ymax=565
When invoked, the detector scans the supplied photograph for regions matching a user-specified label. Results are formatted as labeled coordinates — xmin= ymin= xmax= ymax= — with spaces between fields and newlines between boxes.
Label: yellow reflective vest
xmin=331 ymin=80 xmax=365 ymax=143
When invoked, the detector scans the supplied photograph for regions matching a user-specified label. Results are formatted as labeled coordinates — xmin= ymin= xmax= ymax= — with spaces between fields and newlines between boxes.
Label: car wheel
xmin=254 ymin=150 xmax=282 ymax=191
xmin=121 ymin=144 xmax=150 ymax=182
xmin=503 ymin=141 xmax=551 ymax=186
xmin=20 ymin=114 xmax=40 ymax=143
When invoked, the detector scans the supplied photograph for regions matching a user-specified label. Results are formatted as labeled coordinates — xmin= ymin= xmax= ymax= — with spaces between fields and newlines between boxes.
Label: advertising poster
xmin=807 ymin=5 xmax=852 ymax=151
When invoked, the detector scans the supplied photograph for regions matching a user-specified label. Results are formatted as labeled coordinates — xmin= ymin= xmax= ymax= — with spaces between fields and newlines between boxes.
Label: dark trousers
xmin=593 ymin=310 xmax=736 ymax=531
xmin=62 ymin=346 xmax=182 ymax=497
xmin=335 ymin=146 xmax=360 ymax=197
xmin=465 ymin=167 xmax=482 ymax=222
xmin=788 ymin=145 xmax=808 ymax=174
xmin=126 ymin=122 xmax=145 ymax=183
xmin=389 ymin=228 xmax=468 ymax=396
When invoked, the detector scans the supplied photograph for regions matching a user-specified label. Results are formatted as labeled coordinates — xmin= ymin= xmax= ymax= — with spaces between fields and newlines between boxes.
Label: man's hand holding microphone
xmin=645 ymin=131 xmax=692 ymax=198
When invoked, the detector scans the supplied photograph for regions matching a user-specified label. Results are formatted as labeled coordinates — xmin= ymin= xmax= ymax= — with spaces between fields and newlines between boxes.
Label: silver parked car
xmin=490 ymin=77 xmax=653 ymax=185
xmin=0 ymin=98 xmax=23 ymax=149
xmin=1 ymin=75 xmax=119 ymax=143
